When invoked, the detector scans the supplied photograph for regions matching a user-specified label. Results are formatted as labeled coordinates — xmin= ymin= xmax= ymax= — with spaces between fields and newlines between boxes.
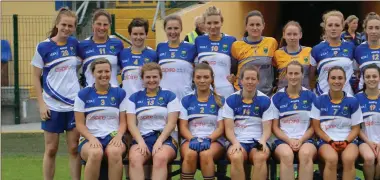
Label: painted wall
xmin=155 ymin=1 xmax=279 ymax=45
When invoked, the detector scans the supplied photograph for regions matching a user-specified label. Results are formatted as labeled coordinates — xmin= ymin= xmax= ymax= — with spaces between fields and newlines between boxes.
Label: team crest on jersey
xmin=343 ymin=49 xmax=348 ymax=53
xmin=110 ymin=97 xmax=116 ymax=105
xmin=181 ymin=51 xmax=187 ymax=58
xmin=263 ymin=47 xmax=268 ymax=54
xmin=110 ymin=46 xmax=115 ymax=53
xmin=304 ymin=57 xmax=308 ymax=63
xmin=253 ymin=106 xmax=260 ymax=115
xmin=144 ymin=58 xmax=150 ymax=63
xmin=342 ymin=106 xmax=349 ymax=115
xmin=158 ymin=97 xmax=165 ymax=105
xmin=370 ymin=104 xmax=376 ymax=111
xmin=302 ymin=100 xmax=309 ymax=108
xmin=210 ymin=104 xmax=216 ymax=113
xmin=222 ymin=44 xmax=228 ymax=52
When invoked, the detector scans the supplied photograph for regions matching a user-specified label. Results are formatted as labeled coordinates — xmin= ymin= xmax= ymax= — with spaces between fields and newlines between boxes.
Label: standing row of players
xmin=31 ymin=6 xmax=380 ymax=180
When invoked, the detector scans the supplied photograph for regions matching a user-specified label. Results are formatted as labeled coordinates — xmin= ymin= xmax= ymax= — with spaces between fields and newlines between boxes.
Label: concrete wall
xmin=155 ymin=1 xmax=279 ymax=45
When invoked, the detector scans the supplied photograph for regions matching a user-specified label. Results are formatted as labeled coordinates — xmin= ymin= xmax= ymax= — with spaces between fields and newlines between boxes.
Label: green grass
xmin=1 ymin=133 xmax=365 ymax=180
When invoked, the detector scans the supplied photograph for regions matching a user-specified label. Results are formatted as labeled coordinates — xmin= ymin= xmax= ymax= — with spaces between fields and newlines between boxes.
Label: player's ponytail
xmin=49 ymin=7 xmax=77 ymax=38
xmin=194 ymin=61 xmax=223 ymax=107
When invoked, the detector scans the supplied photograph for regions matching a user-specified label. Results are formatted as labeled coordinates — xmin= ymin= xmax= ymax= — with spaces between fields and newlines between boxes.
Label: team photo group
xmin=31 ymin=4 xmax=380 ymax=180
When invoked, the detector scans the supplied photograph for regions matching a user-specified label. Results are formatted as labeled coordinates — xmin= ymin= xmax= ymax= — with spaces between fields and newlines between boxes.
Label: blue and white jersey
xmin=179 ymin=91 xmax=224 ymax=138
xmin=354 ymin=42 xmax=380 ymax=89
xmin=77 ymin=36 xmax=124 ymax=87
xmin=119 ymin=47 xmax=157 ymax=97
xmin=272 ymin=87 xmax=316 ymax=139
xmin=195 ymin=34 xmax=236 ymax=97
xmin=74 ymin=86 xmax=127 ymax=138
xmin=157 ymin=41 xmax=197 ymax=100
xmin=126 ymin=87 xmax=180 ymax=137
xmin=356 ymin=92 xmax=380 ymax=143
xmin=31 ymin=37 xmax=81 ymax=112
xmin=310 ymin=92 xmax=363 ymax=141
xmin=222 ymin=90 xmax=273 ymax=143
xmin=310 ymin=41 xmax=356 ymax=95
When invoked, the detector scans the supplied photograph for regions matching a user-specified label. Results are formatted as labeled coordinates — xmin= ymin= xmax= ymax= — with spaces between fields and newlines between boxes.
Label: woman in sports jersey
xmin=195 ymin=6 xmax=237 ymax=98
xmin=119 ymin=18 xmax=157 ymax=97
xmin=78 ymin=9 xmax=124 ymax=87
xmin=127 ymin=63 xmax=179 ymax=180
xmin=310 ymin=10 xmax=356 ymax=96
xmin=75 ymin=58 xmax=127 ymax=180
xmin=341 ymin=15 xmax=363 ymax=46
xmin=180 ymin=62 xmax=225 ymax=180
xmin=157 ymin=15 xmax=197 ymax=100
xmin=274 ymin=21 xmax=313 ymax=91
xmin=272 ymin=61 xmax=317 ymax=180
xmin=224 ymin=65 xmax=273 ymax=180
xmin=355 ymin=12 xmax=380 ymax=90
xmin=356 ymin=64 xmax=380 ymax=180
xmin=231 ymin=10 xmax=278 ymax=96
xmin=311 ymin=67 xmax=362 ymax=180
xmin=31 ymin=8 xmax=81 ymax=180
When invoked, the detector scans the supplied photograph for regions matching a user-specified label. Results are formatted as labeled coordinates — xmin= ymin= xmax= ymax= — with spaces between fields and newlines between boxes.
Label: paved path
xmin=1 ymin=122 xmax=42 ymax=133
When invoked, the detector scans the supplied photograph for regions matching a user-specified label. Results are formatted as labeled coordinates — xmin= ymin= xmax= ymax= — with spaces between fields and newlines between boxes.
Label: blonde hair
xmin=344 ymin=15 xmax=358 ymax=31
xmin=140 ymin=62 xmax=162 ymax=79
xmin=49 ymin=7 xmax=77 ymax=38
xmin=279 ymin=21 xmax=302 ymax=47
xmin=320 ymin=10 xmax=344 ymax=40
xmin=203 ymin=6 xmax=224 ymax=23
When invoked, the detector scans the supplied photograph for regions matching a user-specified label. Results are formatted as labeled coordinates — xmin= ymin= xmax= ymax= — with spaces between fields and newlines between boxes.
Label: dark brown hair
xmin=239 ymin=65 xmax=260 ymax=80
xmin=245 ymin=10 xmax=265 ymax=25
xmin=92 ymin=9 xmax=112 ymax=24
xmin=362 ymin=64 xmax=380 ymax=91
xmin=193 ymin=61 xmax=223 ymax=107
xmin=128 ymin=18 xmax=149 ymax=35
xmin=327 ymin=66 xmax=346 ymax=81
xmin=49 ymin=7 xmax=77 ymax=38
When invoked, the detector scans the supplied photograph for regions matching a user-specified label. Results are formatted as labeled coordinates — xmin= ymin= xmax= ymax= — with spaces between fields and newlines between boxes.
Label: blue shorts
xmin=316 ymin=138 xmax=359 ymax=149
xmin=229 ymin=142 xmax=271 ymax=154
xmin=78 ymin=134 xmax=127 ymax=163
xmin=132 ymin=132 xmax=178 ymax=155
xmin=41 ymin=110 xmax=75 ymax=133
xmin=273 ymin=138 xmax=316 ymax=150
xmin=357 ymin=138 xmax=365 ymax=146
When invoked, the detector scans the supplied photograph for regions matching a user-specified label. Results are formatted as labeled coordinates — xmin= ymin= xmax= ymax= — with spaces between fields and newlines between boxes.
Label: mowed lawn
xmin=2 ymin=133 xmax=365 ymax=180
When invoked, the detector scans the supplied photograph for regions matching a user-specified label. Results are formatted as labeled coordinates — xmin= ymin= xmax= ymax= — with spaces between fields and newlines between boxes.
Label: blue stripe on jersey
xmin=195 ymin=34 xmax=236 ymax=56
xmin=355 ymin=92 xmax=380 ymax=114
xmin=78 ymin=85 xmax=126 ymax=110
xmin=311 ymin=41 xmax=355 ymax=64
xmin=119 ymin=47 xmax=157 ymax=79
xmin=44 ymin=81 xmax=75 ymax=105
xmin=355 ymin=42 xmax=380 ymax=70
xmin=226 ymin=90 xmax=271 ymax=119
xmin=129 ymin=87 xmax=176 ymax=110
xmin=156 ymin=41 xmax=196 ymax=63
xmin=313 ymin=92 xmax=359 ymax=119
xmin=272 ymin=87 xmax=316 ymax=119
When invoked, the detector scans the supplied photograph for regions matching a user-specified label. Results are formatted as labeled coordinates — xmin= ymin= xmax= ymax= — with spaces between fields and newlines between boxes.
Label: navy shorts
xmin=316 ymin=138 xmax=359 ymax=149
xmin=273 ymin=138 xmax=316 ymax=150
xmin=229 ymin=142 xmax=271 ymax=154
xmin=132 ymin=132 xmax=178 ymax=155
xmin=78 ymin=134 xmax=127 ymax=163
xmin=357 ymin=138 xmax=365 ymax=146
xmin=41 ymin=110 xmax=75 ymax=133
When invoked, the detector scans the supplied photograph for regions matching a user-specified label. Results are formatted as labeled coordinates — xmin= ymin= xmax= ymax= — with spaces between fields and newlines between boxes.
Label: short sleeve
xmin=271 ymin=97 xmax=280 ymax=119
xmin=167 ymin=96 xmax=180 ymax=113
xmin=351 ymin=99 xmax=363 ymax=126
xmin=310 ymin=96 xmax=321 ymax=120
xmin=126 ymin=97 xmax=136 ymax=114
xmin=310 ymin=47 xmax=318 ymax=67
xmin=262 ymin=99 xmax=274 ymax=121
xmin=118 ymin=89 xmax=128 ymax=112
xmin=222 ymin=97 xmax=235 ymax=120
xmin=309 ymin=54 xmax=317 ymax=66
xmin=74 ymin=95 xmax=85 ymax=112
xmin=179 ymin=100 xmax=189 ymax=120
xmin=31 ymin=46 xmax=44 ymax=69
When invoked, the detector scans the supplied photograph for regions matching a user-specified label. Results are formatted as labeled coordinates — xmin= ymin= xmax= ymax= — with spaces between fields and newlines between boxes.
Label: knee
xmin=67 ymin=144 xmax=78 ymax=156
xmin=153 ymin=153 xmax=169 ymax=168
xmin=363 ymin=155 xmax=376 ymax=165
xmin=278 ymin=150 xmax=294 ymax=165
xmin=106 ymin=147 xmax=123 ymax=162
xmin=298 ymin=149 xmax=314 ymax=164
xmin=199 ymin=151 xmax=213 ymax=166
xmin=324 ymin=155 xmax=338 ymax=168
xmin=183 ymin=150 xmax=198 ymax=164
xmin=253 ymin=153 xmax=268 ymax=166
xmin=128 ymin=153 xmax=144 ymax=168
xmin=45 ymin=145 xmax=58 ymax=157
xmin=229 ymin=152 xmax=244 ymax=165
xmin=88 ymin=148 xmax=104 ymax=162
xmin=342 ymin=155 xmax=357 ymax=166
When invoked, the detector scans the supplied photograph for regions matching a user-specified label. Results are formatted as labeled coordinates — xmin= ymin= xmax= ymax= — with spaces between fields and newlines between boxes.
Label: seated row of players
xmin=74 ymin=58 xmax=380 ymax=180
xmin=31 ymin=7 xmax=380 ymax=180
